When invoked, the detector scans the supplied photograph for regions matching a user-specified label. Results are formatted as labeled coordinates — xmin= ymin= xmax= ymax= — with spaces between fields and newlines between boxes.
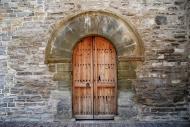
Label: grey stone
xmin=0 ymin=75 xmax=5 ymax=89
xmin=155 ymin=16 xmax=167 ymax=25
xmin=0 ymin=47 xmax=5 ymax=55
xmin=0 ymin=121 xmax=189 ymax=127
xmin=0 ymin=0 xmax=189 ymax=123
xmin=8 ymin=103 xmax=15 ymax=107
xmin=0 ymin=103 xmax=7 ymax=108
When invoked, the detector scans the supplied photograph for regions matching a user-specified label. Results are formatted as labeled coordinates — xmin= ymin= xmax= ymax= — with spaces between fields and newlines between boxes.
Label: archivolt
xmin=45 ymin=9 xmax=144 ymax=63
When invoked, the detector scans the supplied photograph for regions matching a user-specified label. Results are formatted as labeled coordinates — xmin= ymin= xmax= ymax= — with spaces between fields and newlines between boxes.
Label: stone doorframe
xmin=44 ymin=9 xmax=144 ymax=120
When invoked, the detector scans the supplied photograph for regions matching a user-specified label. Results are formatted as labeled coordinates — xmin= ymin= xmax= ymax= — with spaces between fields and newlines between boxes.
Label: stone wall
xmin=135 ymin=0 xmax=189 ymax=120
xmin=0 ymin=0 xmax=189 ymax=122
xmin=187 ymin=0 xmax=190 ymax=120
xmin=44 ymin=9 xmax=144 ymax=121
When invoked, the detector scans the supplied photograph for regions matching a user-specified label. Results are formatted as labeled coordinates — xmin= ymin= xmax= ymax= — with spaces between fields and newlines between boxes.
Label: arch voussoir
xmin=45 ymin=10 xmax=144 ymax=64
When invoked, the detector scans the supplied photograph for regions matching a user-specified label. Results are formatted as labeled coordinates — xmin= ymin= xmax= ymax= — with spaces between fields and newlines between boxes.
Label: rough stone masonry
xmin=0 ymin=0 xmax=190 ymax=123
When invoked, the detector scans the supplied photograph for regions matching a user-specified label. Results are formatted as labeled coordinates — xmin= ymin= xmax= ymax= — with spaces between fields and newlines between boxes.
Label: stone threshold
xmin=0 ymin=121 xmax=189 ymax=127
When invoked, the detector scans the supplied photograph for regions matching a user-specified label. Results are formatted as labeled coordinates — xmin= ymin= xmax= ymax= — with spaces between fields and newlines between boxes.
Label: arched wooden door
xmin=72 ymin=36 xmax=117 ymax=119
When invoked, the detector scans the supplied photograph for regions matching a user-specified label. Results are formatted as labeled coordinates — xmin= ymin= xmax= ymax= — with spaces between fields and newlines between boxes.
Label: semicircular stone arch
xmin=45 ymin=10 xmax=144 ymax=63
xmin=45 ymin=10 xmax=145 ymax=120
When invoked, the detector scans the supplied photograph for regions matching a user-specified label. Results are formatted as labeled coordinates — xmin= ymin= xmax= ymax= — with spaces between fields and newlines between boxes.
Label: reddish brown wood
xmin=73 ymin=37 xmax=93 ymax=119
xmin=72 ymin=36 xmax=117 ymax=119
xmin=93 ymin=37 xmax=117 ymax=119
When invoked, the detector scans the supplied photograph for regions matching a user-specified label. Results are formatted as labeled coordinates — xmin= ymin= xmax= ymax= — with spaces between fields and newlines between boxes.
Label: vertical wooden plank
xmin=73 ymin=37 xmax=94 ymax=119
xmin=93 ymin=36 xmax=97 ymax=116
xmin=90 ymin=37 xmax=93 ymax=116
xmin=94 ymin=36 xmax=117 ymax=118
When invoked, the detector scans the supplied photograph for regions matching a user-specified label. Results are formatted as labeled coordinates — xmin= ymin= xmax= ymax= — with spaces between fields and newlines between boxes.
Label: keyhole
xmin=98 ymin=75 xmax=101 ymax=81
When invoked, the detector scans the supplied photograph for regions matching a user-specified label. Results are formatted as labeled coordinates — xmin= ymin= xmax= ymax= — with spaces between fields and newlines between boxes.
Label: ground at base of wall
xmin=0 ymin=121 xmax=189 ymax=127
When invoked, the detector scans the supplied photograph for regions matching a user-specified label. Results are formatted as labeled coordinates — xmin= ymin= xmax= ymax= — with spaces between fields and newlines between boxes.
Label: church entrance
xmin=72 ymin=36 xmax=117 ymax=119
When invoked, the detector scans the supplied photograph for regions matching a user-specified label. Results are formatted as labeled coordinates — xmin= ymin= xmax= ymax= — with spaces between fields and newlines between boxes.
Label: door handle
xmin=86 ymin=82 xmax=90 ymax=88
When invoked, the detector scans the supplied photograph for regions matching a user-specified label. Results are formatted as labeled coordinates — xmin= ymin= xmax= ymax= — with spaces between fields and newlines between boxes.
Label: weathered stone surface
xmin=56 ymin=63 xmax=71 ymax=72
xmin=0 ymin=121 xmax=189 ymax=127
xmin=53 ymin=72 xmax=71 ymax=81
xmin=118 ymin=70 xmax=136 ymax=79
xmin=45 ymin=10 xmax=144 ymax=63
xmin=118 ymin=91 xmax=138 ymax=120
xmin=0 ymin=0 xmax=189 ymax=123
xmin=155 ymin=16 xmax=167 ymax=25
xmin=118 ymin=79 xmax=132 ymax=90
xmin=0 ymin=75 xmax=5 ymax=89
xmin=49 ymin=90 xmax=72 ymax=120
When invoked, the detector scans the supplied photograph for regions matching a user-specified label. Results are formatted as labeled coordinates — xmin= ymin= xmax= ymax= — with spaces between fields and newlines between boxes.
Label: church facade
xmin=0 ymin=0 xmax=189 ymax=122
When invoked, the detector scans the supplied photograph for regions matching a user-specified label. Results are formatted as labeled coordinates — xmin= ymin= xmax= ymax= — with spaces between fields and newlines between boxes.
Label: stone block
xmin=118 ymin=79 xmax=132 ymax=90
xmin=24 ymin=89 xmax=38 ymax=95
xmin=118 ymin=61 xmax=130 ymax=70
xmin=0 ymin=103 xmax=7 ymax=108
xmin=118 ymin=91 xmax=135 ymax=107
xmin=15 ymin=96 xmax=30 ymax=102
xmin=2 ymin=35 xmax=10 ymax=41
xmin=151 ymin=107 xmax=174 ymax=112
xmin=175 ymin=107 xmax=187 ymax=111
xmin=174 ymin=48 xmax=184 ymax=53
xmin=48 ymin=64 xmax=56 ymax=72
xmin=0 ymin=47 xmax=5 ymax=55
xmin=57 ymin=81 xmax=71 ymax=91
xmin=155 ymin=16 xmax=167 ymax=25
xmin=8 ymin=103 xmax=15 ymax=107
xmin=56 ymin=63 xmax=71 ymax=72
xmin=0 ymin=75 xmax=5 ymax=89
xmin=118 ymin=70 xmax=136 ymax=79
xmin=10 ymin=88 xmax=21 ymax=94
xmin=28 ymin=96 xmax=42 ymax=102
xmin=3 ymin=98 xmax=14 ymax=103
xmin=49 ymin=90 xmax=72 ymax=120
xmin=171 ymin=80 xmax=181 ymax=84
xmin=53 ymin=72 xmax=71 ymax=81
xmin=118 ymin=106 xmax=138 ymax=120
xmin=16 ymin=72 xmax=32 ymax=75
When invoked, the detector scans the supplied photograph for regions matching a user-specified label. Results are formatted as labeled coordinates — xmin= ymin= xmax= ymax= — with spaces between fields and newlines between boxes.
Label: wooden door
xmin=72 ymin=36 xmax=117 ymax=119
xmin=73 ymin=37 xmax=94 ymax=119
xmin=93 ymin=37 xmax=117 ymax=119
